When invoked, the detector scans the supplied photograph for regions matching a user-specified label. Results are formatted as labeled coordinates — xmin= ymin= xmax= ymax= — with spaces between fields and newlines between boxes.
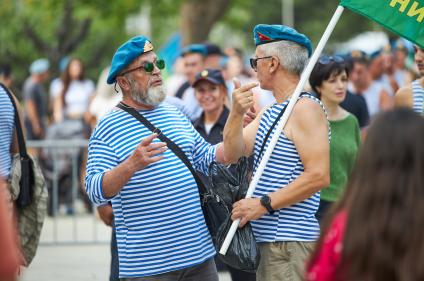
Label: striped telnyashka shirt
xmin=412 ymin=80 xmax=424 ymax=115
xmin=85 ymin=103 xmax=216 ymax=278
xmin=251 ymin=94 xmax=329 ymax=242
xmin=0 ymin=87 xmax=14 ymax=178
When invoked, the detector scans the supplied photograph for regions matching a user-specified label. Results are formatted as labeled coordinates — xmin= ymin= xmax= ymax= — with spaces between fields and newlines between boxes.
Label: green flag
xmin=341 ymin=0 xmax=424 ymax=48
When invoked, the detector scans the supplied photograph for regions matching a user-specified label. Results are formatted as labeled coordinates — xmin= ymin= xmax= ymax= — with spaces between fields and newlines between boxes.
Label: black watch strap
xmin=260 ymin=195 xmax=275 ymax=214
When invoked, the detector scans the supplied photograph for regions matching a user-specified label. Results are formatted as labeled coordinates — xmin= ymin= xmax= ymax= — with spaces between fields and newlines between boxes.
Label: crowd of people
xmin=1 ymin=22 xmax=424 ymax=281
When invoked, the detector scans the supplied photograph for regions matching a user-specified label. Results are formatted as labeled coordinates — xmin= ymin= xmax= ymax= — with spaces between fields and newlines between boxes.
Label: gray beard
xmin=131 ymin=86 xmax=166 ymax=106
xmin=129 ymin=78 xmax=166 ymax=106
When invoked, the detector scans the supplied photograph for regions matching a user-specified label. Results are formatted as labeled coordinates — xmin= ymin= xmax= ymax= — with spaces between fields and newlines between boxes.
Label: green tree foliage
xmin=0 ymin=0 xmax=384 ymax=94
xmin=0 ymin=0 xmax=142 ymax=92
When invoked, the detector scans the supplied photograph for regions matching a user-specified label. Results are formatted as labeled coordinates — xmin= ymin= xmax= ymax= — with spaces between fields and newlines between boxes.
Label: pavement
xmin=21 ymin=212 xmax=232 ymax=281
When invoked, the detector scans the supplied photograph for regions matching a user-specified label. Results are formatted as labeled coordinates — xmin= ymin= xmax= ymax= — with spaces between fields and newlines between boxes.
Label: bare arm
xmin=222 ymin=79 xmax=258 ymax=163
xmin=394 ymin=85 xmax=413 ymax=109
xmin=53 ymin=95 xmax=63 ymax=123
xmin=379 ymin=89 xmax=394 ymax=111
xmin=269 ymin=99 xmax=330 ymax=209
xmin=232 ymin=99 xmax=330 ymax=227
xmin=25 ymin=99 xmax=42 ymax=136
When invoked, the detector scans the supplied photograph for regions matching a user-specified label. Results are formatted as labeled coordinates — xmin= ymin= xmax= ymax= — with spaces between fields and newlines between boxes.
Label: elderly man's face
xmin=124 ymin=51 xmax=166 ymax=106
xmin=254 ymin=47 xmax=273 ymax=90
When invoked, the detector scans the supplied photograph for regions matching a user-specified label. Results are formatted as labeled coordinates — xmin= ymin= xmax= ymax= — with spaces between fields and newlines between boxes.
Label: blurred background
xmin=0 ymin=0 xmax=406 ymax=94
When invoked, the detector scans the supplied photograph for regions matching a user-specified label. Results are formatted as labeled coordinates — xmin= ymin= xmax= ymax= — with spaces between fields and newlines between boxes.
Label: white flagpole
xmin=219 ymin=5 xmax=345 ymax=255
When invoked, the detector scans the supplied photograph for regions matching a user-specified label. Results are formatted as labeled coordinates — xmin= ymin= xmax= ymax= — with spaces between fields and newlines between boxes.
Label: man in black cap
xmin=85 ymin=36 xmax=226 ymax=281
xmin=223 ymin=24 xmax=330 ymax=281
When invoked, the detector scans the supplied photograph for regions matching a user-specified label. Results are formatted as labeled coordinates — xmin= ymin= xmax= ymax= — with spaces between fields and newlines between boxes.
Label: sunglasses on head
xmin=249 ymin=56 xmax=272 ymax=70
xmin=121 ymin=59 xmax=165 ymax=76
xmin=318 ymin=55 xmax=344 ymax=65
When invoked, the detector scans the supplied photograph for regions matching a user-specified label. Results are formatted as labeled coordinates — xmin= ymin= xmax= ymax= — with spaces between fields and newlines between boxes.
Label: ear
xmin=269 ymin=56 xmax=280 ymax=74
xmin=116 ymin=75 xmax=131 ymax=92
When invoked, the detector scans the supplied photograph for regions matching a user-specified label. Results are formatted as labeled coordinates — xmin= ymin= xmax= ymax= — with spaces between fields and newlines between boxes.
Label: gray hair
xmin=258 ymin=40 xmax=309 ymax=76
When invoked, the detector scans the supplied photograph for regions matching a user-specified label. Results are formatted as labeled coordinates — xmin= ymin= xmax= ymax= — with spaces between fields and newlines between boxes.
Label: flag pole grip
xmin=219 ymin=5 xmax=345 ymax=256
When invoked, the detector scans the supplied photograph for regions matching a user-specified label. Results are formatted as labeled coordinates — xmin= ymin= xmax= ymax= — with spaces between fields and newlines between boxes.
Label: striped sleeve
xmin=0 ymin=89 xmax=14 ymax=179
xmin=85 ymin=137 xmax=119 ymax=205
xmin=190 ymin=125 xmax=217 ymax=175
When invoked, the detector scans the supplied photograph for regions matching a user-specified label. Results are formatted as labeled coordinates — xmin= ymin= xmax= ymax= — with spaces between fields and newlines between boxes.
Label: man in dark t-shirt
xmin=23 ymin=58 xmax=49 ymax=140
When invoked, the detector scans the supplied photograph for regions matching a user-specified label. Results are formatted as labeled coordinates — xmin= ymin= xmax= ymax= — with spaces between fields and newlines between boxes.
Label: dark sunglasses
xmin=121 ymin=59 xmax=165 ymax=76
xmin=318 ymin=55 xmax=344 ymax=65
xmin=249 ymin=56 xmax=273 ymax=69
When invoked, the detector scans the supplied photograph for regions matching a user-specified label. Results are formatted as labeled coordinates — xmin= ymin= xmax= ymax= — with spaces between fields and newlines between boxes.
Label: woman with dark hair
xmin=53 ymin=58 xmax=95 ymax=126
xmin=307 ymin=108 xmax=424 ymax=281
xmin=309 ymin=56 xmax=361 ymax=221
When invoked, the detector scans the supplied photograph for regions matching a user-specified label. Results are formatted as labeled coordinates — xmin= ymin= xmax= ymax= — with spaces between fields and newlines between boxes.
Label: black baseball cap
xmin=192 ymin=69 xmax=226 ymax=88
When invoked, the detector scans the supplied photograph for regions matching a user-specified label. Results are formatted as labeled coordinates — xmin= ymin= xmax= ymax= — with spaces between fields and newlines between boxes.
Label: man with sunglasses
xmin=223 ymin=24 xmax=330 ymax=281
xmin=395 ymin=45 xmax=424 ymax=115
xmin=85 ymin=36 xmax=226 ymax=281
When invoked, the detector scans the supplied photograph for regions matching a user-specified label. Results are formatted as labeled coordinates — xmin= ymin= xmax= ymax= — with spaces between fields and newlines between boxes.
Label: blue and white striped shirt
xmin=412 ymin=80 xmax=424 ymax=115
xmin=0 ymin=87 xmax=14 ymax=178
xmin=85 ymin=102 xmax=216 ymax=278
xmin=251 ymin=94 xmax=328 ymax=242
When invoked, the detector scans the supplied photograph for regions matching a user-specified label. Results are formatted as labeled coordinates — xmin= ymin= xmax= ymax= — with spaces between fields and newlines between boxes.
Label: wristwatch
xmin=260 ymin=195 xmax=275 ymax=214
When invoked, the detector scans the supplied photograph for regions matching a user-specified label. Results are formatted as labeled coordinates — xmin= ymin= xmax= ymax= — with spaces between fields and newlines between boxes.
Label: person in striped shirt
xmin=85 ymin=36 xmax=226 ymax=281
xmin=223 ymin=24 xmax=330 ymax=281
xmin=395 ymin=45 xmax=424 ymax=115
xmin=0 ymin=85 xmax=14 ymax=181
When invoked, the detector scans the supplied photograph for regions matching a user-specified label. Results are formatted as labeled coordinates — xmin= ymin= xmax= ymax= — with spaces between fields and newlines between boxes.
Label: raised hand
xmin=243 ymin=106 xmax=257 ymax=128
xmin=128 ymin=133 xmax=167 ymax=172
xmin=231 ymin=77 xmax=258 ymax=116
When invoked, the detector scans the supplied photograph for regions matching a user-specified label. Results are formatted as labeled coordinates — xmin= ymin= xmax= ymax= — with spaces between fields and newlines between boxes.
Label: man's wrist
xmin=260 ymin=194 xmax=275 ymax=214
xmin=124 ymin=157 xmax=139 ymax=174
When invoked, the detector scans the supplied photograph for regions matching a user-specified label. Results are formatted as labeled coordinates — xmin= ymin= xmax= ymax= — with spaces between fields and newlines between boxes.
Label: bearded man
xmin=85 ymin=36 xmax=226 ymax=281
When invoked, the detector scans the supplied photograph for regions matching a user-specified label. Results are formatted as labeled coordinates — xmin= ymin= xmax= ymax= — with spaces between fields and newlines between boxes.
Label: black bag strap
xmin=0 ymin=83 xmax=28 ymax=158
xmin=255 ymin=92 xmax=308 ymax=166
xmin=175 ymin=81 xmax=191 ymax=99
xmin=116 ymin=102 xmax=208 ymax=194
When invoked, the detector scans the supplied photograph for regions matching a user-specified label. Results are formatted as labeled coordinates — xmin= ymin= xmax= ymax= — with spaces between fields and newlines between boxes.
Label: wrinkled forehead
xmin=129 ymin=51 xmax=158 ymax=68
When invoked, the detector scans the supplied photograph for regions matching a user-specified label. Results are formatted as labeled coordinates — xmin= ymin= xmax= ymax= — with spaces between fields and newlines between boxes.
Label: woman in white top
xmin=53 ymin=58 xmax=95 ymax=125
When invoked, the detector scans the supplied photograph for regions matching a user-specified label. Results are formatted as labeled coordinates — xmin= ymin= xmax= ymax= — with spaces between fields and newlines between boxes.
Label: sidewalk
xmin=21 ymin=215 xmax=231 ymax=281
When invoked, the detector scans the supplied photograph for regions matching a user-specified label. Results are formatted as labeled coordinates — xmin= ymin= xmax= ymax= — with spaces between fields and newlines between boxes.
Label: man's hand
xmin=243 ymin=106 xmax=256 ymax=128
xmin=97 ymin=204 xmax=113 ymax=226
xmin=231 ymin=78 xmax=258 ymax=116
xmin=231 ymin=198 xmax=267 ymax=228
xmin=127 ymin=133 xmax=167 ymax=173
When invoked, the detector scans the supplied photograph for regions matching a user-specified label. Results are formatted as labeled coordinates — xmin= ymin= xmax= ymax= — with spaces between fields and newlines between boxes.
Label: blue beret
xmin=107 ymin=36 xmax=154 ymax=84
xmin=253 ymin=24 xmax=312 ymax=57
xmin=180 ymin=44 xmax=207 ymax=57
xmin=29 ymin=58 xmax=49 ymax=74
xmin=349 ymin=50 xmax=370 ymax=62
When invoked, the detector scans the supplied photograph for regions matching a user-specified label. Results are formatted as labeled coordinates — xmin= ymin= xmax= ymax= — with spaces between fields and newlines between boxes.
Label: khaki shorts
xmin=257 ymin=241 xmax=315 ymax=281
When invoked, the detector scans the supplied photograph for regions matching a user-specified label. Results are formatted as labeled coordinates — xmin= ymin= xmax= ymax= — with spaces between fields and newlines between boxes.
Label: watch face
xmin=261 ymin=195 xmax=270 ymax=204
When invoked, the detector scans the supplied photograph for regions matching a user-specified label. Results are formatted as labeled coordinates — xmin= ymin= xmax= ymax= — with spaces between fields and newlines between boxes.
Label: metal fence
xmin=28 ymin=139 xmax=110 ymax=245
